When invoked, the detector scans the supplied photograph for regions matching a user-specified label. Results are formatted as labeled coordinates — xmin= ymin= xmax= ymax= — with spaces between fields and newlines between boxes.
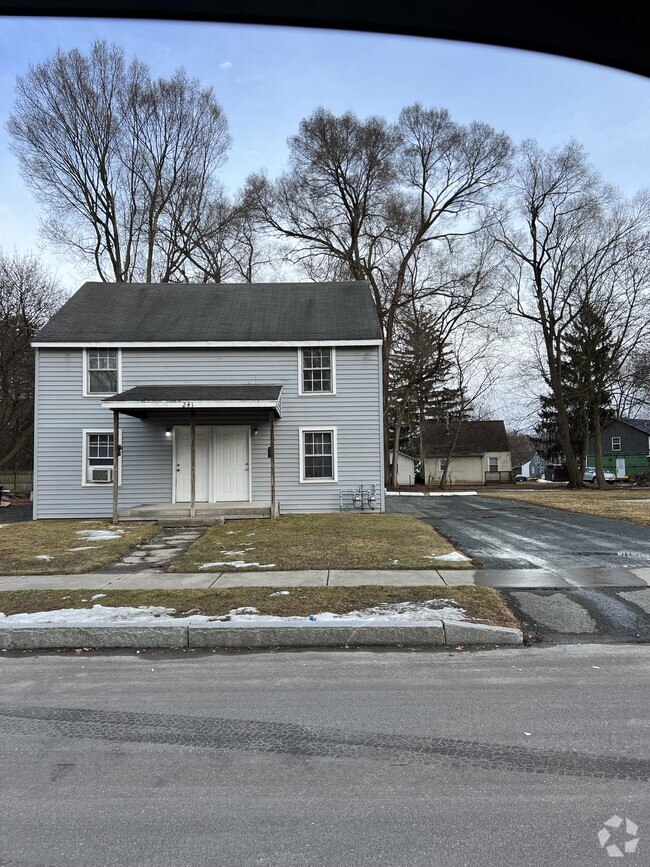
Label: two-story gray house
xmin=32 ymin=282 xmax=385 ymax=520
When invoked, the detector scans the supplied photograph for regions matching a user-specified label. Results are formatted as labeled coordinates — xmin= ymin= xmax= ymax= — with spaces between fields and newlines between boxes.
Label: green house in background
xmin=588 ymin=418 xmax=650 ymax=480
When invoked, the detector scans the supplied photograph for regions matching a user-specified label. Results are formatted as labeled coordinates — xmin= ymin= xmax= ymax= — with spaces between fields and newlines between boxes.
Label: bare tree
xmin=494 ymin=140 xmax=609 ymax=487
xmin=248 ymin=105 xmax=512 ymax=473
xmin=576 ymin=204 xmax=650 ymax=486
xmin=0 ymin=250 xmax=63 ymax=469
xmin=436 ymin=330 xmax=505 ymax=488
xmin=7 ymin=41 xmax=232 ymax=283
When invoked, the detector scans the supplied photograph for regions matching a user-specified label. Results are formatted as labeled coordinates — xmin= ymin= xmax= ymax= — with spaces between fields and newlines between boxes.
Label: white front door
xmin=214 ymin=426 xmax=249 ymax=501
xmin=174 ymin=426 xmax=211 ymax=502
xmin=173 ymin=425 xmax=250 ymax=503
xmin=616 ymin=457 xmax=626 ymax=479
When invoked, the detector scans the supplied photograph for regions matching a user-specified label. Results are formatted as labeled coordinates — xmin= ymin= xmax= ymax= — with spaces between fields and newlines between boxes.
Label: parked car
xmin=514 ymin=474 xmax=528 ymax=482
xmin=583 ymin=466 xmax=616 ymax=484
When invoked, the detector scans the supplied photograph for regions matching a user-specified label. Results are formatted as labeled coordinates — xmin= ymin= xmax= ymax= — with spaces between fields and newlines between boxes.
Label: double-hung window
xmin=300 ymin=348 xmax=335 ymax=394
xmin=488 ymin=457 xmax=499 ymax=472
xmin=85 ymin=349 xmax=120 ymax=395
xmin=83 ymin=431 xmax=120 ymax=485
xmin=611 ymin=436 xmax=622 ymax=452
xmin=300 ymin=428 xmax=337 ymax=482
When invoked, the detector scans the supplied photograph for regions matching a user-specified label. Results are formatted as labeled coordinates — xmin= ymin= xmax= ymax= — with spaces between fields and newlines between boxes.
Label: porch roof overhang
xmin=102 ymin=384 xmax=283 ymax=418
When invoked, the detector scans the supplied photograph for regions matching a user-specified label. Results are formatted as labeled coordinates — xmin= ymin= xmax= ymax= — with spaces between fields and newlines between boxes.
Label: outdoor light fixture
xmin=165 ymin=428 xmax=172 ymax=438
xmin=252 ymin=427 xmax=259 ymax=436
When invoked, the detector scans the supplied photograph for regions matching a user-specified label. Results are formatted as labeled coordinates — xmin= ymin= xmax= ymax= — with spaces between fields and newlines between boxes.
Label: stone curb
xmin=0 ymin=620 xmax=522 ymax=650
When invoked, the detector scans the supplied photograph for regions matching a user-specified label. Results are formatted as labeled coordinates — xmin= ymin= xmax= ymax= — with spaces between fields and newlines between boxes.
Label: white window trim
xmin=439 ymin=459 xmax=448 ymax=472
xmin=297 ymin=347 xmax=336 ymax=396
xmin=488 ymin=456 xmax=499 ymax=471
xmin=83 ymin=348 xmax=122 ymax=398
xmin=81 ymin=428 xmax=123 ymax=487
xmin=299 ymin=426 xmax=338 ymax=483
xmin=611 ymin=436 xmax=622 ymax=451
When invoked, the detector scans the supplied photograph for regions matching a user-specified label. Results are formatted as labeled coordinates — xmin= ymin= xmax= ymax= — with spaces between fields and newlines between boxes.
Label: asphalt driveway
xmin=386 ymin=494 xmax=650 ymax=571
xmin=387 ymin=494 xmax=650 ymax=642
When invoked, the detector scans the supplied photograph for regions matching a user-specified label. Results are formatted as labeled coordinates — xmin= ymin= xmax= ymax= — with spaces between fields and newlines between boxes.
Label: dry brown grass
xmin=170 ymin=513 xmax=470 ymax=572
xmin=0 ymin=520 xmax=157 ymax=575
xmin=479 ymin=489 xmax=650 ymax=525
xmin=0 ymin=586 xmax=518 ymax=628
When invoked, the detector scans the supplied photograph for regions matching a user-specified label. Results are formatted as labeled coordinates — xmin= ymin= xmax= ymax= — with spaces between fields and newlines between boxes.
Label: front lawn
xmin=479 ymin=489 xmax=650 ymax=525
xmin=0 ymin=520 xmax=157 ymax=575
xmin=169 ymin=513 xmax=471 ymax=572
xmin=0 ymin=586 xmax=518 ymax=628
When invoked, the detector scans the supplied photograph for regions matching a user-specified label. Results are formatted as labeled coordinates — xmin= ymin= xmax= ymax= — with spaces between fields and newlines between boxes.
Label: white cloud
xmin=219 ymin=61 xmax=233 ymax=71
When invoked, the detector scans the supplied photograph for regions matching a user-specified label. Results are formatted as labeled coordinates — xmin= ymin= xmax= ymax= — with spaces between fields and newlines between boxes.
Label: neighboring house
xmin=31 ymin=282 xmax=384 ymax=519
xmin=588 ymin=418 xmax=650 ymax=480
xmin=389 ymin=450 xmax=417 ymax=486
xmin=422 ymin=420 xmax=511 ymax=485
xmin=518 ymin=452 xmax=546 ymax=479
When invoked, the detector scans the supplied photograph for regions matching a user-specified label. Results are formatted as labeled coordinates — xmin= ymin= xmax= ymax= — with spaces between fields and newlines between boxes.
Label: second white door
xmin=174 ymin=425 xmax=249 ymax=503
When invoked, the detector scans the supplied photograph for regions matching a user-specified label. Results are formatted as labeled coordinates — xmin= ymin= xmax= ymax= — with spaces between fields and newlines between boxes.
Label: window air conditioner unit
xmin=91 ymin=467 xmax=113 ymax=483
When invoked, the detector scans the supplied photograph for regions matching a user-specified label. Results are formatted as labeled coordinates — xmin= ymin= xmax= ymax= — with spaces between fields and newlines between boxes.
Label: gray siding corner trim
xmin=32 ymin=348 xmax=39 ymax=519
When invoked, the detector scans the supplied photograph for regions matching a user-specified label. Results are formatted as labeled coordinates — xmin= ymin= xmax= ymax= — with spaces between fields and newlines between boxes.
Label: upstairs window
xmin=300 ymin=348 xmax=335 ymax=394
xmin=611 ymin=436 xmax=622 ymax=452
xmin=85 ymin=349 xmax=120 ymax=395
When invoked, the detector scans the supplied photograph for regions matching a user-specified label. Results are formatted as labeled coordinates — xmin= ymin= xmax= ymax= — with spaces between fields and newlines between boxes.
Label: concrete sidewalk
xmin=0 ymin=566 xmax=648 ymax=590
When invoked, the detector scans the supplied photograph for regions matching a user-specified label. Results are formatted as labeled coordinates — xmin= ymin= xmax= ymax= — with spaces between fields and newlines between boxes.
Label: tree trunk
xmin=591 ymin=395 xmax=607 ymax=490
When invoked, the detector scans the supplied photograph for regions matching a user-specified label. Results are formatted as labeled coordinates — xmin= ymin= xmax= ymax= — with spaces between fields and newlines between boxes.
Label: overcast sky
xmin=1 ymin=17 xmax=648 ymax=428
xmin=1 ymin=16 xmax=649 ymax=293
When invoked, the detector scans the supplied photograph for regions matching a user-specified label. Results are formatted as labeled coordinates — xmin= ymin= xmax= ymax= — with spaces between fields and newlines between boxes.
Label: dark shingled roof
xmin=34 ymin=282 xmax=382 ymax=344
xmin=106 ymin=385 xmax=282 ymax=403
xmin=423 ymin=420 xmax=510 ymax=456
xmin=620 ymin=418 xmax=650 ymax=435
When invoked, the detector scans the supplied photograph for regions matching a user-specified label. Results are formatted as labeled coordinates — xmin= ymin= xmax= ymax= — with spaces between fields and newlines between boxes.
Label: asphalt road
xmin=0 ymin=647 xmax=648 ymax=867
xmin=387 ymin=494 xmax=650 ymax=570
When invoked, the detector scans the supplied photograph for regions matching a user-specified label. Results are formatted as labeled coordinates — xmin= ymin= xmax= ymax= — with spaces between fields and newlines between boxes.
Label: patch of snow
xmin=246 ymin=532 xmax=256 ymax=536
xmin=76 ymin=529 xmax=124 ymax=541
xmin=0 ymin=599 xmax=468 ymax=627
xmin=35 ymin=555 xmax=53 ymax=561
xmin=425 ymin=551 xmax=471 ymax=562
xmin=90 ymin=594 xmax=106 ymax=600
xmin=67 ymin=546 xmax=101 ymax=552
xmin=391 ymin=560 xmax=399 ymax=565
xmin=270 ymin=590 xmax=290 ymax=596
xmin=536 ymin=478 xmax=557 ymax=484
xmin=219 ymin=550 xmax=250 ymax=556
xmin=225 ymin=530 xmax=241 ymax=535
xmin=199 ymin=561 xmax=275 ymax=569
xmin=0 ymin=604 xmax=176 ymax=624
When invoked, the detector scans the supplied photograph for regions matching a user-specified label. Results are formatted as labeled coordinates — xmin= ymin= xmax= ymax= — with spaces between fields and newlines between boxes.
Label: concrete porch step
xmin=118 ymin=502 xmax=273 ymax=523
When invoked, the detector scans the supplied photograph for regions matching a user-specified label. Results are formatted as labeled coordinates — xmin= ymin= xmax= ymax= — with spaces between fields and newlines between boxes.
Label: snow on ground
xmin=0 ymin=599 xmax=467 ymax=626
xmin=76 ymin=529 xmax=124 ymax=541
xmin=425 ymin=552 xmax=472 ymax=562
xmin=67 ymin=546 xmax=101 ymax=552
xmin=199 ymin=561 xmax=276 ymax=569
xmin=34 ymin=555 xmax=53 ymax=561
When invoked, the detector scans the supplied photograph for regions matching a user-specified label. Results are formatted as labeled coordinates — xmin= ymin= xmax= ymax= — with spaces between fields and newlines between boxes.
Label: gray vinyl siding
xmin=34 ymin=346 xmax=383 ymax=517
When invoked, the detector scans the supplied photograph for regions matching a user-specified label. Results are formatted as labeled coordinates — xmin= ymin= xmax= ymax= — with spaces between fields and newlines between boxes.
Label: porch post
xmin=112 ymin=409 xmax=119 ymax=525
xmin=190 ymin=409 xmax=196 ymax=518
xmin=269 ymin=408 xmax=276 ymax=518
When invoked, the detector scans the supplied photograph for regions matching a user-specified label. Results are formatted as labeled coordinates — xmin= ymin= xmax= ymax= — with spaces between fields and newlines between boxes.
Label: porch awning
xmin=102 ymin=385 xmax=283 ymax=417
